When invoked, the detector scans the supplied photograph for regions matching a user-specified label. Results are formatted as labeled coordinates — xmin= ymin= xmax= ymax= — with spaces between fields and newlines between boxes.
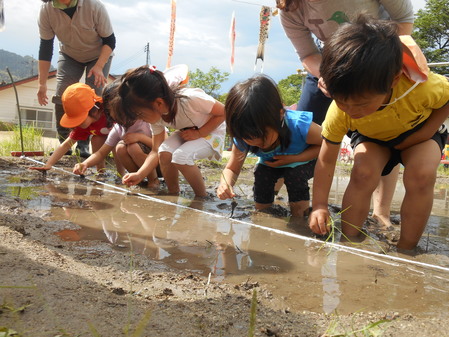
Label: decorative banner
xmin=167 ymin=0 xmax=177 ymax=69
xmin=255 ymin=6 xmax=271 ymax=72
xmin=0 ymin=0 xmax=5 ymax=32
xmin=229 ymin=11 xmax=236 ymax=73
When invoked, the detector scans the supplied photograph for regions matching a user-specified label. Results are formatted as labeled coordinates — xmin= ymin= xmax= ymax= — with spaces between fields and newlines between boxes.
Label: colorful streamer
xmin=167 ymin=0 xmax=177 ymax=69
xmin=229 ymin=11 xmax=236 ymax=73
xmin=255 ymin=6 xmax=271 ymax=72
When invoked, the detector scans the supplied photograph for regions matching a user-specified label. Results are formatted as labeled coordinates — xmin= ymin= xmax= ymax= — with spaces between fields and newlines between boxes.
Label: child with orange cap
xmin=30 ymin=82 xmax=113 ymax=172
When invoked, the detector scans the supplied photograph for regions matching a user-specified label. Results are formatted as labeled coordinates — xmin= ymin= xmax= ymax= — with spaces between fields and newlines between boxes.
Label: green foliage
xmin=0 ymin=125 xmax=45 ymax=156
xmin=188 ymin=67 xmax=230 ymax=99
xmin=413 ymin=0 xmax=449 ymax=74
xmin=277 ymin=73 xmax=303 ymax=107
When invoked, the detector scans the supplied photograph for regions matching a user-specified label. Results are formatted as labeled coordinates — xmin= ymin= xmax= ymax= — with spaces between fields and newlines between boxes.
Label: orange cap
xmin=61 ymin=83 xmax=102 ymax=128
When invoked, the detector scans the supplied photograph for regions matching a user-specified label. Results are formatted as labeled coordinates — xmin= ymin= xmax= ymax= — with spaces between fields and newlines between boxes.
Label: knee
xmin=126 ymin=143 xmax=142 ymax=156
xmin=158 ymin=151 xmax=173 ymax=166
xmin=350 ymin=164 xmax=379 ymax=189
xmin=115 ymin=143 xmax=126 ymax=156
xmin=404 ymin=168 xmax=436 ymax=191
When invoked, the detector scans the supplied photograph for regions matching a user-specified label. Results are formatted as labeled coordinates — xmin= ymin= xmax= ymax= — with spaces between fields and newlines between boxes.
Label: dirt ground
xmin=1 ymin=155 xmax=449 ymax=337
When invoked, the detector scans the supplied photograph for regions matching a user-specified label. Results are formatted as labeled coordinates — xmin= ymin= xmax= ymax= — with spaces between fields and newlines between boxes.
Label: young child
xmin=72 ymin=81 xmax=160 ymax=187
xmin=110 ymin=64 xmax=226 ymax=197
xmin=309 ymin=15 xmax=449 ymax=250
xmin=30 ymin=83 xmax=113 ymax=172
xmin=216 ymin=75 xmax=322 ymax=217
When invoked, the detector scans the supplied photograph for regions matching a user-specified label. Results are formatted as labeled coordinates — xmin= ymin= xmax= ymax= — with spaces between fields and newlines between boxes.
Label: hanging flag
xmin=229 ymin=11 xmax=236 ymax=73
xmin=255 ymin=6 xmax=271 ymax=72
xmin=0 ymin=0 xmax=5 ymax=32
xmin=167 ymin=0 xmax=177 ymax=69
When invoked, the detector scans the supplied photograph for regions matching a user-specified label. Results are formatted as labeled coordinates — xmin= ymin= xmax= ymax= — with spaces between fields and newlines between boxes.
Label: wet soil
xmin=1 ymin=156 xmax=449 ymax=337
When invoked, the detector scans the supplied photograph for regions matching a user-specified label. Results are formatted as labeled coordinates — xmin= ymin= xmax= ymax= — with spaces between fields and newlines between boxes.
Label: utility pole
xmin=144 ymin=42 xmax=150 ymax=66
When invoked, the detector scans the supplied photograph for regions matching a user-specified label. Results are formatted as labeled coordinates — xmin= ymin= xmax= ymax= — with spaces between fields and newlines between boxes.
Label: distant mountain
xmin=0 ymin=49 xmax=54 ymax=84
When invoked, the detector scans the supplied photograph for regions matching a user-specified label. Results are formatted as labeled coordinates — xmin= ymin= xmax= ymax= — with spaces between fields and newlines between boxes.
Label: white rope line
xmin=24 ymin=156 xmax=449 ymax=274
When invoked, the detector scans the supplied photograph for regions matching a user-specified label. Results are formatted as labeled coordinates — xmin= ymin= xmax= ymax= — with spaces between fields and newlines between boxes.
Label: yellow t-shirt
xmin=322 ymin=72 xmax=449 ymax=143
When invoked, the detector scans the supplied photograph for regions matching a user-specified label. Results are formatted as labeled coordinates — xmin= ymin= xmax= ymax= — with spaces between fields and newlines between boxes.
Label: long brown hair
xmin=110 ymin=66 xmax=184 ymax=128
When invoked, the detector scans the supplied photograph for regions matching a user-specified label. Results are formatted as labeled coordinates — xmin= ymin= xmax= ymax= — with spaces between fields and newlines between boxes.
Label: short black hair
xmin=320 ymin=14 xmax=403 ymax=100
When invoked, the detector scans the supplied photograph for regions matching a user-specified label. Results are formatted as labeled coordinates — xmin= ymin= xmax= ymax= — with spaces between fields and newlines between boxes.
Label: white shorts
xmin=158 ymin=131 xmax=217 ymax=166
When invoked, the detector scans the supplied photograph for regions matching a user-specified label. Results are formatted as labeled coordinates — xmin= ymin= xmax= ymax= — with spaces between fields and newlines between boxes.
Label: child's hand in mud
xmin=122 ymin=172 xmax=143 ymax=187
xmin=309 ymin=207 xmax=331 ymax=235
xmin=73 ymin=163 xmax=87 ymax=175
xmin=29 ymin=165 xmax=51 ymax=171
xmin=217 ymin=181 xmax=235 ymax=200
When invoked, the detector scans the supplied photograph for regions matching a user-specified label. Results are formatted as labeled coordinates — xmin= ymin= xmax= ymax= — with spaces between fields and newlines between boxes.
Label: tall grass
xmin=0 ymin=124 xmax=45 ymax=156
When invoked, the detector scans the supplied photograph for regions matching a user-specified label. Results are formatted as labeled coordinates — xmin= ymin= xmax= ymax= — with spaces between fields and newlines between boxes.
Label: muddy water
xmin=3 ymin=166 xmax=449 ymax=316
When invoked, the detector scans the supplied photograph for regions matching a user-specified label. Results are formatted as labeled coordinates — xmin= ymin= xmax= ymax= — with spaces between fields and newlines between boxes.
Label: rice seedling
xmin=322 ymin=311 xmax=390 ymax=337
xmin=248 ymin=289 xmax=258 ymax=337
xmin=320 ymin=206 xmax=387 ymax=255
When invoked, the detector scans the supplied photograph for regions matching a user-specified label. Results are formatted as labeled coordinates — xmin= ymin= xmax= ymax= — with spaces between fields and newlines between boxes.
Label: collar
xmin=52 ymin=0 xmax=78 ymax=9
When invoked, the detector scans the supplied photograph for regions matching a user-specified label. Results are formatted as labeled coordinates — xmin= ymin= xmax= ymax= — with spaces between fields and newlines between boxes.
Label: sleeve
xmin=426 ymin=73 xmax=449 ymax=109
xmin=185 ymin=88 xmax=216 ymax=116
xmin=38 ymin=38 xmax=54 ymax=61
xmin=233 ymin=138 xmax=250 ymax=153
xmin=321 ymin=102 xmax=349 ymax=143
xmin=104 ymin=125 xmax=121 ymax=147
xmin=94 ymin=1 xmax=114 ymax=38
xmin=380 ymin=0 xmax=414 ymax=23
xmin=69 ymin=127 xmax=90 ymax=141
xmin=101 ymin=33 xmax=116 ymax=50
xmin=150 ymin=120 xmax=166 ymax=136
xmin=280 ymin=9 xmax=320 ymax=61
xmin=37 ymin=5 xmax=55 ymax=40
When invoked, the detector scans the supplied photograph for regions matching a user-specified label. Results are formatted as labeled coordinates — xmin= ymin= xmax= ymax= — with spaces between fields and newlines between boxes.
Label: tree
xmin=277 ymin=73 xmax=303 ymax=107
xmin=413 ymin=0 xmax=449 ymax=74
xmin=188 ymin=67 xmax=230 ymax=101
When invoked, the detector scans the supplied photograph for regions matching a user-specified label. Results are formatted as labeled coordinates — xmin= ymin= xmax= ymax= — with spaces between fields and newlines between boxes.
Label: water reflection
xmin=2 ymin=168 xmax=449 ymax=316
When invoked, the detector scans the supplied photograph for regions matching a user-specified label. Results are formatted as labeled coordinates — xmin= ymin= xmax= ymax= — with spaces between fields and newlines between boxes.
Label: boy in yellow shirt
xmin=309 ymin=15 xmax=449 ymax=250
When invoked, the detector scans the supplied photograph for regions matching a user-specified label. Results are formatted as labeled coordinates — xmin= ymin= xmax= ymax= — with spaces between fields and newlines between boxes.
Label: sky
xmin=0 ymin=0 xmax=428 ymax=93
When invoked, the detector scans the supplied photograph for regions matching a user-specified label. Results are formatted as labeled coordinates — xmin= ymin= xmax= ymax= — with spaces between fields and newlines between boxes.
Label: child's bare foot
xmin=372 ymin=213 xmax=393 ymax=228
xmin=147 ymin=178 xmax=160 ymax=189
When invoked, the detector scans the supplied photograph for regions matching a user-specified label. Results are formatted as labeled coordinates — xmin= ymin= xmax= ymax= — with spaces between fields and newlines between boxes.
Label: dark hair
xmin=102 ymin=79 xmax=120 ymax=128
xmin=110 ymin=66 xmax=181 ymax=128
xmin=320 ymin=14 xmax=403 ymax=100
xmin=225 ymin=75 xmax=290 ymax=152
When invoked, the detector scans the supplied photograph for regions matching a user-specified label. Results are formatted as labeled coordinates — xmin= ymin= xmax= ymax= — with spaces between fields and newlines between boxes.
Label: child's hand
xmin=308 ymin=208 xmax=331 ymax=235
xmin=122 ymin=133 xmax=140 ymax=144
xmin=180 ymin=127 xmax=201 ymax=141
xmin=73 ymin=163 xmax=87 ymax=175
xmin=122 ymin=172 xmax=143 ymax=186
xmin=216 ymin=182 xmax=235 ymax=200
xmin=263 ymin=155 xmax=288 ymax=167
xmin=29 ymin=165 xmax=51 ymax=171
